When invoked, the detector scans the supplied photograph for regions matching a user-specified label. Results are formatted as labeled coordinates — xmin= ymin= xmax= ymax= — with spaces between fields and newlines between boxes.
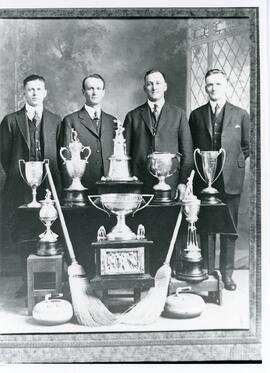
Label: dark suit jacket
xmin=189 ymin=101 xmax=250 ymax=195
xmin=0 ymin=107 xmax=62 ymax=219
xmin=123 ymin=101 xmax=194 ymax=195
xmin=59 ymin=107 xmax=116 ymax=194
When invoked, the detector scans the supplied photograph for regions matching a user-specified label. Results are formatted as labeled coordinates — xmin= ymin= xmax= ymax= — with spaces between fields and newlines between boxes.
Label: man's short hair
xmin=23 ymin=74 xmax=46 ymax=88
xmin=82 ymin=74 xmax=106 ymax=90
xmin=205 ymin=69 xmax=227 ymax=81
xmin=144 ymin=69 xmax=166 ymax=82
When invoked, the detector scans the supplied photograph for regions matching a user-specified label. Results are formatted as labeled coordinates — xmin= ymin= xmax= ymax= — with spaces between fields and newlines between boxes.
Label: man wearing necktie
xmin=189 ymin=69 xmax=250 ymax=290
xmin=59 ymin=74 xmax=116 ymax=195
xmin=0 ymin=74 xmax=62 ymax=295
xmin=124 ymin=69 xmax=194 ymax=200
xmin=123 ymin=69 xmax=194 ymax=274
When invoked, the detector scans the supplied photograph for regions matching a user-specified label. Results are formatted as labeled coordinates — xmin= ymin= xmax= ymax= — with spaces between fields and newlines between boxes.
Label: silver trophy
xmin=19 ymin=159 xmax=49 ymax=207
xmin=194 ymin=148 xmax=226 ymax=204
xmin=147 ymin=152 xmax=181 ymax=203
xmin=176 ymin=171 xmax=208 ymax=282
xmin=60 ymin=129 xmax=91 ymax=205
xmin=89 ymin=193 xmax=153 ymax=241
xmin=37 ymin=189 xmax=60 ymax=256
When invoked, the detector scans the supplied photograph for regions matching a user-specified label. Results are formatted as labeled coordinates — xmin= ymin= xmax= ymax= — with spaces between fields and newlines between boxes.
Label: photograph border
xmin=0 ymin=6 xmax=261 ymax=363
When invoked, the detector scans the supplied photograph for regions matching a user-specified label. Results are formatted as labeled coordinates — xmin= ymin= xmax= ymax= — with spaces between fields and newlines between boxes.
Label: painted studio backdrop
xmin=0 ymin=18 xmax=250 ymax=273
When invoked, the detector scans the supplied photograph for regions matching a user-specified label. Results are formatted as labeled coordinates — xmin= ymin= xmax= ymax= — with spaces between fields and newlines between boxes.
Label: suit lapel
xmin=78 ymin=107 xmax=99 ymax=138
xmin=203 ymin=103 xmax=213 ymax=140
xmin=222 ymin=102 xmax=233 ymax=132
xmin=100 ymin=111 xmax=114 ymax=175
xmin=157 ymin=101 xmax=170 ymax=132
xmin=140 ymin=103 xmax=154 ymax=135
xmin=42 ymin=109 xmax=55 ymax=158
xmin=16 ymin=107 xmax=30 ymax=149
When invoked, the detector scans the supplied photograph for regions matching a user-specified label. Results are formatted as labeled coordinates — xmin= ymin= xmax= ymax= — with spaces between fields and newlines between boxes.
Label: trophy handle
xmin=132 ymin=194 xmax=154 ymax=216
xmin=40 ymin=159 xmax=50 ymax=184
xmin=18 ymin=159 xmax=28 ymax=184
xmin=175 ymin=152 xmax=182 ymax=163
xmin=212 ymin=148 xmax=226 ymax=185
xmin=60 ymin=147 xmax=70 ymax=164
xmin=88 ymin=195 xmax=110 ymax=217
xmin=194 ymin=148 xmax=207 ymax=184
xmin=81 ymin=146 xmax=91 ymax=162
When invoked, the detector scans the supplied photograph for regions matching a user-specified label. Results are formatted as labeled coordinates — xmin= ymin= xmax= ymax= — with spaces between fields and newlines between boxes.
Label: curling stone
xmin=163 ymin=287 xmax=205 ymax=319
xmin=32 ymin=293 xmax=73 ymax=325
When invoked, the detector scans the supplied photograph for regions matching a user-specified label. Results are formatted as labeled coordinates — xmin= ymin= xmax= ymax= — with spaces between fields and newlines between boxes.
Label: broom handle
xmin=45 ymin=163 xmax=77 ymax=263
xmin=164 ymin=205 xmax=183 ymax=265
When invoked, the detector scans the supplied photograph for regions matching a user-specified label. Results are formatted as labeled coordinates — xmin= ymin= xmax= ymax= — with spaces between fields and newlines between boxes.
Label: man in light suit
xmin=59 ymin=74 xmax=116 ymax=195
xmin=123 ymin=69 xmax=194 ymax=274
xmin=189 ymin=69 xmax=250 ymax=290
xmin=123 ymin=69 xmax=194 ymax=199
xmin=0 ymin=74 xmax=62 ymax=295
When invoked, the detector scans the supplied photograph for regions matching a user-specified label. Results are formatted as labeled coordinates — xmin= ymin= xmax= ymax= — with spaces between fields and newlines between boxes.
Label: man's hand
xmin=175 ymin=183 xmax=186 ymax=201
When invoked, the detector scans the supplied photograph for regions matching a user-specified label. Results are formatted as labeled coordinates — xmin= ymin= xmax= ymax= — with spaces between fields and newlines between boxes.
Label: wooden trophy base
xmin=36 ymin=241 xmax=62 ymax=256
xmin=91 ymin=239 xmax=154 ymax=303
xmin=62 ymin=189 xmax=89 ymax=207
xmin=151 ymin=189 xmax=174 ymax=205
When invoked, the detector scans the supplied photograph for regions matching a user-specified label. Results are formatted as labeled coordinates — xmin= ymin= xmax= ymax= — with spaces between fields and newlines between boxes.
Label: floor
xmin=0 ymin=270 xmax=249 ymax=333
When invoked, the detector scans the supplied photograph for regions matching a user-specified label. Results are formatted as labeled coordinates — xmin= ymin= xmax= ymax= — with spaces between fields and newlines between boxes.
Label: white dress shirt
xmin=147 ymin=98 xmax=165 ymax=115
xmin=25 ymin=102 xmax=43 ymax=121
xmin=84 ymin=104 xmax=101 ymax=120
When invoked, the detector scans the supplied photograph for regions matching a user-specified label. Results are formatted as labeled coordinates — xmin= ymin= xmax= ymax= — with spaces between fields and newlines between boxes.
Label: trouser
xmin=219 ymin=194 xmax=241 ymax=277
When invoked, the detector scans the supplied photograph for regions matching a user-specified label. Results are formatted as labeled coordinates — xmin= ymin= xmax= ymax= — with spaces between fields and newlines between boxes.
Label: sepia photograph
xmin=0 ymin=0 xmax=266 ymax=364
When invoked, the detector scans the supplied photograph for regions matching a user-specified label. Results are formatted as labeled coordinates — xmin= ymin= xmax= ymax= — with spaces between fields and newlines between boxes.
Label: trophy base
xmin=37 ymin=241 xmax=61 ymax=256
xmin=176 ymin=255 xmax=208 ymax=283
xmin=151 ymin=189 xmax=173 ymax=204
xmin=96 ymin=180 xmax=143 ymax=195
xmin=62 ymin=189 xmax=90 ymax=207
xmin=106 ymin=227 xmax=137 ymax=241
xmin=200 ymin=193 xmax=222 ymax=205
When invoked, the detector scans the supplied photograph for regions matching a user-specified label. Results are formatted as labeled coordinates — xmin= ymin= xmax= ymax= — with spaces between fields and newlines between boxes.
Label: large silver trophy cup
xmin=147 ymin=152 xmax=181 ymax=204
xmin=60 ymin=129 xmax=91 ymax=206
xmin=194 ymin=148 xmax=226 ymax=204
xmin=89 ymin=193 xmax=153 ymax=241
xmin=19 ymin=159 xmax=49 ymax=207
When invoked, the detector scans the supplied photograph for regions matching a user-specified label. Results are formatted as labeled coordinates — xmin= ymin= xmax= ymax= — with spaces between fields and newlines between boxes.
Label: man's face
xmin=144 ymin=72 xmax=167 ymax=102
xmin=205 ymin=73 xmax=227 ymax=102
xmin=24 ymin=80 xmax=47 ymax=107
xmin=82 ymin=77 xmax=105 ymax=106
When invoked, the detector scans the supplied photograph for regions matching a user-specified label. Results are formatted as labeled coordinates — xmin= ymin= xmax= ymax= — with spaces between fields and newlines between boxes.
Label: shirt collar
xmin=25 ymin=103 xmax=43 ymax=119
xmin=209 ymin=99 xmax=226 ymax=113
xmin=84 ymin=104 xmax=101 ymax=119
xmin=148 ymin=98 xmax=165 ymax=112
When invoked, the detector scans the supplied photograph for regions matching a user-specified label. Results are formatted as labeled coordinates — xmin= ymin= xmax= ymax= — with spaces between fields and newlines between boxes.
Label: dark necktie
xmin=32 ymin=111 xmax=41 ymax=127
xmin=152 ymin=104 xmax=159 ymax=135
xmin=93 ymin=111 xmax=100 ymax=135
xmin=213 ymin=103 xmax=219 ymax=123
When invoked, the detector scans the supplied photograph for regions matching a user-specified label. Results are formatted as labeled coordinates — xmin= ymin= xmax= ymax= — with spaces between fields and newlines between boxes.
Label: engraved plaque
xmin=100 ymin=247 xmax=145 ymax=275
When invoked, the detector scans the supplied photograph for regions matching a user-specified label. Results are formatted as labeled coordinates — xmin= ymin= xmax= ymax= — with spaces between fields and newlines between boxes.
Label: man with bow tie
xmin=0 ymin=74 xmax=62 ymax=295
xmin=123 ymin=69 xmax=194 ymax=200
xmin=189 ymin=69 xmax=250 ymax=290
xmin=59 ymin=74 xmax=116 ymax=194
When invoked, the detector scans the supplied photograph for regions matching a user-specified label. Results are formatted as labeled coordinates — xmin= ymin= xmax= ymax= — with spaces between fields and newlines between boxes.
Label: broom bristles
xmin=118 ymin=263 xmax=172 ymax=325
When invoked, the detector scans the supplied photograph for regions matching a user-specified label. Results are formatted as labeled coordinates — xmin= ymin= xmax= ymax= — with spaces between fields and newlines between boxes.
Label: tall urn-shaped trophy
xmin=194 ymin=148 xmax=226 ymax=204
xmin=89 ymin=120 xmax=154 ymax=302
xmin=60 ymin=129 xmax=91 ymax=206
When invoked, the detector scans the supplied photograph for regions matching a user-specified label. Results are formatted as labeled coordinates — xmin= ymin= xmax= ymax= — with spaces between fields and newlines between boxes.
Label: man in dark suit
xmin=123 ymin=69 xmax=194 ymax=274
xmin=59 ymin=74 xmax=116 ymax=194
xmin=124 ymin=69 xmax=193 ymax=200
xmin=0 ymin=74 xmax=62 ymax=295
xmin=59 ymin=74 xmax=116 ymax=276
xmin=189 ymin=69 xmax=250 ymax=290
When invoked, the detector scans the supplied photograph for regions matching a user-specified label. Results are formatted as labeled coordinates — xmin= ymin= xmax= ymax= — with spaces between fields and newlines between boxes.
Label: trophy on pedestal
xmin=147 ymin=152 xmax=181 ymax=204
xmin=60 ymin=129 xmax=91 ymax=206
xmin=19 ymin=159 xmax=49 ymax=207
xmin=176 ymin=170 xmax=208 ymax=282
xmin=194 ymin=148 xmax=226 ymax=204
xmin=89 ymin=120 xmax=154 ymax=298
xmin=37 ymin=189 xmax=60 ymax=256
